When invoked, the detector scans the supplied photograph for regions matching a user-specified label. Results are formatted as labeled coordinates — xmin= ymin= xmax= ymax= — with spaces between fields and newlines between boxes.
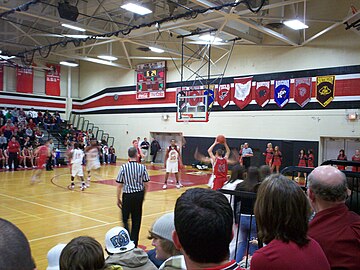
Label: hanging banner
xmin=316 ymin=75 xmax=335 ymax=107
xmin=204 ymin=88 xmax=215 ymax=111
xmin=217 ymin=84 xmax=231 ymax=108
xmin=0 ymin=65 xmax=3 ymax=91
xmin=274 ymin=79 xmax=290 ymax=108
xmin=187 ymin=90 xmax=203 ymax=106
xmin=233 ymin=77 xmax=252 ymax=109
xmin=255 ymin=81 xmax=271 ymax=107
xmin=16 ymin=66 xmax=33 ymax=93
xmin=45 ymin=64 xmax=61 ymax=96
xmin=294 ymin=77 xmax=312 ymax=107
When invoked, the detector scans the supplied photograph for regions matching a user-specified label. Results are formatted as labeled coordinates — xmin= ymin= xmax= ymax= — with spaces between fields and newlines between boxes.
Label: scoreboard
xmin=136 ymin=61 xmax=166 ymax=99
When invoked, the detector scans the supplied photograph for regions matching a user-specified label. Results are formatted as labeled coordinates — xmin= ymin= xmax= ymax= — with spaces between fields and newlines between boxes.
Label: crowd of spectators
xmin=0 ymin=107 xmax=62 ymax=170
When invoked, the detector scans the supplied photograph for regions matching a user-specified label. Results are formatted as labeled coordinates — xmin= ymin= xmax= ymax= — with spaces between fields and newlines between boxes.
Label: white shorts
xmin=86 ymin=160 xmax=100 ymax=171
xmin=166 ymin=161 xmax=178 ymax=173
xmin=71 ymin=164 xmax=84 ymax=177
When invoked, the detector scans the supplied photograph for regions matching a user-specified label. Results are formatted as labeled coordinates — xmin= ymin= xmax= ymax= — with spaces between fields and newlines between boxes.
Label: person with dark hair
xmin=234 ymin=166 xmax=260 ymax=262
xmin=307 ymin=165 xmax=360 ymax=270
xmin=60 ymin=236 xmax=105 ymax=270
xmin=105 ymin=226 xmax=157 ymax=270
xmin=163 ymin=139 xmax=183 ymax=189
xmin=148 ymin=213 xmax=184 ymax=269
xmin=307 ymin=149 xmax=315 ymax=168
xmin=258 ymin=165 xmax=271 ymax=182
xmin=223 ymin=165 xmax=246 ymax=195
xmin=150 ymin=138 xmax=161 ymax=164
xmin=116 ymin=146 xmax=150 ymax=246
xmin=173 ymin=188 xmax=242 ymax=269
xmin=337 ymin=149 xmax=347 ymax=170
xmin=7 ymin=136 xmax=20 ymax=171
xmin=132 ymin=139 xmax=144 ymax=163
xmin=0 ymin=218 xmax=36 ymax=270
xmin=351 ymin=149 xmax=360 ymax=172
xmin=140 ymin=137 xmax=150 ymax=163
xmin=251 ymin=174 xmax=330 ymax=270
xmin=69 ymin=142 xmax=86 ymax=191
xmin=295 ymin=149 xmax=307 ymax=181
xmin=270 ymin=146 xmax=282 ymax=174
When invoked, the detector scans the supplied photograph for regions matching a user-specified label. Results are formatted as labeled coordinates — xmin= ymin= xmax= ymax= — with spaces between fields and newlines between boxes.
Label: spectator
xmin=0 ymin=111 xmax=5 ymax=126
xmin=0 ymin=218 xmax=36 ymax=270
xmin=27 ymin=107 xmax=38 ymax=121
xmin=46 ymin=138 xmax=54 ymax=171
xmin=148 ymin=213 xmax=184 ymax=270
xmin=150 ymin=138 xmax=161 ymax=164
xmin=173 ymin=188 xmax=241 ymax=269
xmin=307 ymin=165 xmax=360 ymax=270
xmin=34 ymin=128 xmax=44 ymax=144
xmin=0 ymin=148 xmax=5 ymax=169
xmin=259 ymin=165 xmax=271 ymax=181
xmin=1 ymin=119 xmax=15 ymax=140
xmin=105 ymin=226 xmax=157 ymax=270
xmin=47 ymin=243 xmax=66 ymax=270
xmin=140 ymin=137 xmax=150 ymax=162
xmin=7 ymin=136 xmax=20 ymax=171
xmin=241 ymin=142 xmax=253 ymax=169
xmin=2 ymin=107 xmax=9 ymax=117
xmin=60 ymin=236 xmax=106 ymax=270
xmin=234 ymin=166 xmax=261 ymax=262
xmin=108 ymin=146 xmax=116 ymax=163
xmin=27 ymin=118 xmax=36 ymax=130
xmin=251 ymin=174 xmax=330 ymax=270
xmin=88 ymin=129 xmax=95 ymax=139
xmin=11 ymin=107 xmax=19 ymax=123
xmin=0 ymin=133 xmax=7 ymax=149
xmin=25 ymin=126 xmax=34 ymax=140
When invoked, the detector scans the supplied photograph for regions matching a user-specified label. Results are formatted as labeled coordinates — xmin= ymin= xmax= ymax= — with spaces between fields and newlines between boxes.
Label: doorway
xmin=150 ymin=132 xmax=183 ymax=164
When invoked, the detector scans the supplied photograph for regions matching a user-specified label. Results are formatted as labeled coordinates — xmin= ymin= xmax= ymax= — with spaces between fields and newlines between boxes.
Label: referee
xmin=116 ymin=146 xmax=150 ymax=247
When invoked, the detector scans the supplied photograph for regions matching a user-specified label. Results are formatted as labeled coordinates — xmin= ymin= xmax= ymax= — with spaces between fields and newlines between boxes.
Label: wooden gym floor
xmin=0 ymin=162 xmax=211 ymax=270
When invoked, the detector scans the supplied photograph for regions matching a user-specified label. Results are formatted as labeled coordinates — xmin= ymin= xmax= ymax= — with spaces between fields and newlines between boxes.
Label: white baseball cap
xmin=46 ymin=243 xmax=66 ymax=270
xmin=105 ymin=227 xmax=135 ymax=254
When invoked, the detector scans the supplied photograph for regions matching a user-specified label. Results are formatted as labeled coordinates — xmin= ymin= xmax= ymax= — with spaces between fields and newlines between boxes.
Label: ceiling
xmin=0 ymin=0 xmax=359 ymax=70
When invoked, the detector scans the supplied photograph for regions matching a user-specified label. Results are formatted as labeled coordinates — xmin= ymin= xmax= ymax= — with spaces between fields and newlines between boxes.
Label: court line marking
xmin=0 ymin=193 xmax=108 ymax=224
xmin=1 ymin=205 xmax=42 ymax=220
xmin=28 ymin=210 xmax=172 ymax=242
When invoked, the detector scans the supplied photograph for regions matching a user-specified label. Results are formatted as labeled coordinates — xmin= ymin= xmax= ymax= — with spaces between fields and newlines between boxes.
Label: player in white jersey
xmin=85 ymin=139 xmax=101 ymax=187
xmin=69 ymin=143 xmax=86 ymax=191
xmin=163 ymin=139 xmax=183 ymax=189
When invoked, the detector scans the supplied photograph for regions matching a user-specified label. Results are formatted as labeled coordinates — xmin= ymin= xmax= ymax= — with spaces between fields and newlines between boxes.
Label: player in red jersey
xmin=0 ymin=148 xmax=5 ymax=169
xmin=307 ymin=149 xmax=315 ymax=168
xmin=21 ymin=145 xmax=35 ymax=169
xmin=31 ymin=141 xmax=50 ymax=183
xmin=132 ymin=139 xmax=144 ymax=163
xmin=351 ymin=149 xmax=360 ymax=172
xmin=337 ymin=149 xmax=347 ymax=170
xmin=271 ymin=146 xmax=282 ymax=173
xmin=263 ymin=143 xmax=273 ymax=166
xmin=207 ymin=139 xmax=230 ymax=190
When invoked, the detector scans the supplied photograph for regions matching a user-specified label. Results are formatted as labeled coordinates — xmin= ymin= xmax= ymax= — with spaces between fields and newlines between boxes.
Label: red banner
xmin=46 ymin=64 xmax=61 ymax=96
xmin=0 ymin=65 xmax=3 ymax=91
xmin=255 ymin=81 xmax=271 ymax=107
xmin=16 ymin=67 xmax=33 ymax=93
xmin=217 ymin=84 xmax=231 ymax=108
xmin=294 ymin=77 xmax=312 ymax=107
xmin=233 ymin=77 xmax=252 ymax=109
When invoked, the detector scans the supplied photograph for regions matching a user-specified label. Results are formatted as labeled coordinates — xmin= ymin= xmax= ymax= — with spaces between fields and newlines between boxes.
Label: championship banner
xmin=233 ymin=77 xmax=252 ymax=109
xmin=188 ymin=90 xmax=203 ymax=106
xmin=217 ymin=84 xmax=231 ymax=108
xmin=316 ymin=75 xmax=335 ymax=107
xmin=274 ymin=79 xmax=290 ymax=108
xmin=204 ymin=88 xmax=215 ymax=111
xmin=255 ymin=81 xmax=270 ymax=107
xmin=45 ymin=64 xmax=61 ymax=96
xmin=16 ymin=66 xmax=33 ymax=93
xmin=0 ymin=65 xmax=3 ymax=91
xmin=294 ymin=77 xmax=312 ymax=107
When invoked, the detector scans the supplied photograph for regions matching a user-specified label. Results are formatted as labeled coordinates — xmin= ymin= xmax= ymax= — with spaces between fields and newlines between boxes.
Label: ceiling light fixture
xmin=60 ymin=61 xmax=79 ymax=67
xmin=61 ymin=23 xmax=86 ymax=32
xmin=64 ymin=34 xmax=89 ymax=39
xmin=149 ymin=47 xmax=164 ymax=53
xmin=284 ymin=19 xmax=309 ymax=30
xmin=97 ymin=55 xmax=118 ymax=61
xmin=121 ymin=3 xmax=152 ymax=15
xmin=199 ymin=34 xmax=222 ymax=43
xmin=0 ymin=55 xmax=15 ymax=60
xmin=83 ymin=57 xmax=116 ymax=66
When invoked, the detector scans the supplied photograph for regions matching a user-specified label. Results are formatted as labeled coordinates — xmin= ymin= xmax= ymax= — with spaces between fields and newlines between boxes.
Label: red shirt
xmin=204 ymin=260 xmax=244 ymax=270
xmin=308 ymin=204 xmax=360 ymax=270
xmin=352 ymin=155 xmax=360 ymax=172
xmin=251 ymin=238 xmax=330 ymax=270
xmin=307 ymin=153 xmax=314 ymax=167
xmin=214 ymin=157 xmax=228 ymax=180
xmin=8 ymin=141 xmax=20 ymax=153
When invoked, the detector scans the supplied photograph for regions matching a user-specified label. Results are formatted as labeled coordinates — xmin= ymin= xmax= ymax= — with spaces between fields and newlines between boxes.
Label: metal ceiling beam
xmin=121 ymin=41 xmax=132 ymax=68
xmin=236 ymin=0 xmax=308 ymax=16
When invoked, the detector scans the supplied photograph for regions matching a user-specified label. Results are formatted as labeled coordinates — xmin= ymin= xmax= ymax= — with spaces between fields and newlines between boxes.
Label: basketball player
xmin=132 ymin=140 xmax=144 ymax=163
xmin=163 ymin=139 xmax=183 ymax=189
xmin=207 ymin=138 xmax=230 ymax=190
xmin=85 ymin=139 xmax=101 ymax=187
xmin=22 ymin=145 xmax=34 ymax=168
xmin=69 ymin=143 xmax=86 ymax=191
xmin=31 ymin=141 xmax=50 ymax=183
xmin=0 ymin=148 xmax=5 ymax=169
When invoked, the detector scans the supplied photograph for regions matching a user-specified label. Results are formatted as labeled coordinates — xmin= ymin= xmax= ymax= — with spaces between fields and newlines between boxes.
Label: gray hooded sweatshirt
xmin=106 ymin=248 xmax=158 ymax=270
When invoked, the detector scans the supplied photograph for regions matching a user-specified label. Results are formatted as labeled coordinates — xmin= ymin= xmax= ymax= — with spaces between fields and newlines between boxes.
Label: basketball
xmin=216 ymin=135 xmax=226 ymax=144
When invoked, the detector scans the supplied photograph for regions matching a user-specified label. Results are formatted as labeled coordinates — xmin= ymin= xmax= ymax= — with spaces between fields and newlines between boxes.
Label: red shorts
xmin=272 ymin=159 xmax=281 ymax=166
xmin=37 ymin=158 xmax=47 ymax=168
xmin=265 ymin=157 xmax=272 ymax=164
xmin=212 ymin=177 xmax=227 ymax=190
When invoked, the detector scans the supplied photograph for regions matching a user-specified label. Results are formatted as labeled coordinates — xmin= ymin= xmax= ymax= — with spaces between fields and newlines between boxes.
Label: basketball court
xmin=0 ymin=162 xmax=210 ymax=269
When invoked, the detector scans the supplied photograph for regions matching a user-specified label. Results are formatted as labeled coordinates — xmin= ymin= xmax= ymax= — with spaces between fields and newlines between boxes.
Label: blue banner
xmin=274 ymin=79 xmax=290 ymax=108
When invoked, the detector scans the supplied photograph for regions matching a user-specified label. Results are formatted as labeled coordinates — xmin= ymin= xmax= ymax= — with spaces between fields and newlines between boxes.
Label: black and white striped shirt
xmin=116 ymin=161 xmax=150 ymax=193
